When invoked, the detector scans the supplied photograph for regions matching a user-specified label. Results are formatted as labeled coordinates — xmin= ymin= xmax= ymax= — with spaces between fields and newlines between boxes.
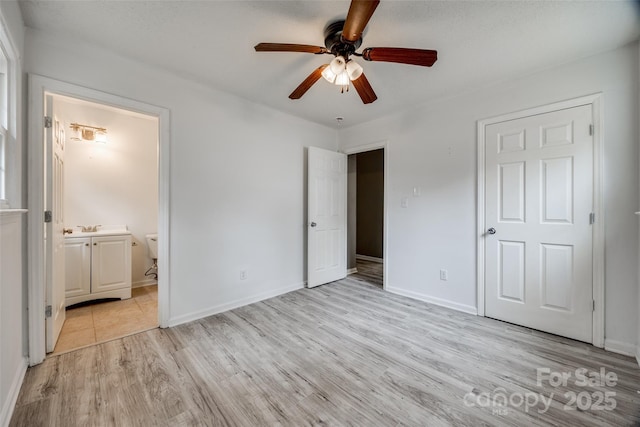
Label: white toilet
xmin=145 ymin=233 xmax=158 ymax=279
xmin=145 ymin=233 xmax=158 ymax=260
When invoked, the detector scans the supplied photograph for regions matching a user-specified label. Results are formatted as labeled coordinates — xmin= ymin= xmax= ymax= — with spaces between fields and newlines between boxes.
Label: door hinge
xmin=589 ymin=124 xmax=594 ymax=136
xmin=45 ymin=305 xmax=52 ymax=318
xmin=44 ymin=116 xmax=52 ymax=129
xmin=44 ymin=210 xmax=52 ymax=223
xmin=592 ymin=300 xmax=595 ymax=312
xmin=589 ymin=212 xmax=595 ymax=224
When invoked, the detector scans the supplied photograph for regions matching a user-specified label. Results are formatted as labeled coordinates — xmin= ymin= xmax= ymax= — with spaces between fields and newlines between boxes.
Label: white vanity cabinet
xmin=65 ymin=233 xmax=132 ymax=306
xmin=64 ymin=237 xmax=91 ymax=300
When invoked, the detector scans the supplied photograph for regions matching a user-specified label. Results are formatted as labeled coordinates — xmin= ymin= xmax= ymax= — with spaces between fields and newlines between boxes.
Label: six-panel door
xmin=484 ymin=104 xmax=594 ymax=343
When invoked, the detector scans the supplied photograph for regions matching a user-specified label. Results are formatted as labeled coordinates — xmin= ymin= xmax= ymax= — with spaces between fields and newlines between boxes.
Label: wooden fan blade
xmin=342 ymin=0 xmax=380 ymax=43
xmin=254 ymin=43 xmax=327 ymax=54
xmin=362 ymin=47 xmax=438 ymax=67
xmin=352 ymin=73 xmax=377 ymax=104
xmin=289 ymin=65 xmax=328 ymax=100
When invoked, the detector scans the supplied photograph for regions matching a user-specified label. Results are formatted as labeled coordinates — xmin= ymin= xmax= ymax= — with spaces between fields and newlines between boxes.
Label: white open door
xmin=484 ymin=104 xmax=593 ymax=343
xmin=45 ymin=94 xmax=66 ymax=352
xmin=307 ymin=147 xmax=347 ymax=288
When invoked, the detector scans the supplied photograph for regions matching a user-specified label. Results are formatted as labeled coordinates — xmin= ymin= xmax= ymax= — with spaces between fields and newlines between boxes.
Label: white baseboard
xmin=168 ymin=282 xmax=305 ymax=327
xmin=356 ymin=254 xmax=383 ymax=263
xmin=347 ymin=268 xmax=358 ymax=275
xmin=1 ymin=356 xmax=27 ymax=427
xmin=604 ymin=339 xmax=636 ymax=357
xmin=636 ymin=346 xmax=640 ymax=367
xmin=132 ymin=278 xmax=158 ymax=288
xmin=386 ymin=286 xmax=477 ymax=315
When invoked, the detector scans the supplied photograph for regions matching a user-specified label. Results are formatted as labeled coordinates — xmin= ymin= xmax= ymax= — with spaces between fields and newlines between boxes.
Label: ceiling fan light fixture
xmin=346 ymin=59 xmax=363 ymax=81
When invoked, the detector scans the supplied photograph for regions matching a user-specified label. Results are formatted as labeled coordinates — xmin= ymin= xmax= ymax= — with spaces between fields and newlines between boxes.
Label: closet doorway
xmin=346 ymin=146 xmax=386 ymax=288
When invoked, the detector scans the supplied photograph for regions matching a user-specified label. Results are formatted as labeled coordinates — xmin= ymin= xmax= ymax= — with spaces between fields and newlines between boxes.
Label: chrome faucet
xmin=77 ymin=225 xmax=102 ymax=232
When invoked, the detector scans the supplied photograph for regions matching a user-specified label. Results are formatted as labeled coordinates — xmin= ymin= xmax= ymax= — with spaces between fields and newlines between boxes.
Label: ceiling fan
xmin=254 ymin=0 xmax=437 ymax=104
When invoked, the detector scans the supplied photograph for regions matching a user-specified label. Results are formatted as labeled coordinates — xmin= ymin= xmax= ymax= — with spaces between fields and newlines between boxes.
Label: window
xmin=0 ymin=47 xmax=7 ymax=206
xmin=0 ymin=18 xmax=15 ymax=210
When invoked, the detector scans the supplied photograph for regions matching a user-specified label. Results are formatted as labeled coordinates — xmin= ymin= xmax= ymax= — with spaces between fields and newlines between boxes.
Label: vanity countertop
xmin=65 ymin=225 xmax=131 ymax=238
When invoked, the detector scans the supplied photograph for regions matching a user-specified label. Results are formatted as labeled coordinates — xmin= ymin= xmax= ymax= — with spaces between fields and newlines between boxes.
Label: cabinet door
xmin=65 ymin=238 xmax=91 ymax=299
xmin=91 ymin=235 xmax=132 ymax=293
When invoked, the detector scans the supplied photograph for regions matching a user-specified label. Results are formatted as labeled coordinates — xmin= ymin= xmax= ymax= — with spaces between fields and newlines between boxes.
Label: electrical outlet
xmin=439 ymin=269 xmax=448 ymax=281
xmin=240 ymin=270 xmax=247 ymax=280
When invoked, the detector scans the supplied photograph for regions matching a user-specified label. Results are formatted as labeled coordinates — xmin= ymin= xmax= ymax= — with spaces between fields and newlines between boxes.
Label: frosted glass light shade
xmin=346 ymin=60 xmax=363 ymax=81
xmin=69 ymin=126 xmax=82 ymax=141
xmin=95 ymin=131 xmax=108 ymax=144
xmin=321 ymin=66 xmax=337 ymax=83
xmin=334 ymin=70 xmax=350 ymax=87
xmin=329 ymin=56 xmax=346 ymax=75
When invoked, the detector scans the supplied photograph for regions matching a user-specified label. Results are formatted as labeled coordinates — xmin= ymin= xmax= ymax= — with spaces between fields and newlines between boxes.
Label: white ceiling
xmin=19 ymin=1 xmax=640 ymax=129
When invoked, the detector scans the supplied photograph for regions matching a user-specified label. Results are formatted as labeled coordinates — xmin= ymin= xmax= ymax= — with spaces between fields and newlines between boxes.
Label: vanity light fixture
xmin=69 ymin=122 xmax=108 ymax=143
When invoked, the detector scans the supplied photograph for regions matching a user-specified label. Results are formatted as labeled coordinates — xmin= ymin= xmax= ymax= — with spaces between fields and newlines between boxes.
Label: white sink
xmin=66 ymin=225 xmax=131 ymax=238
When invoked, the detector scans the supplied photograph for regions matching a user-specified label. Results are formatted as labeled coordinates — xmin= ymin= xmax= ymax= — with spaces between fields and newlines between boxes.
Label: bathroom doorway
xmin=346 ymin=146 xmax=386 ymax=289
xmin=47 ymin=94 xmax=160 ymax=354
xmin=28 ymin=75 xmax=170 ymax=364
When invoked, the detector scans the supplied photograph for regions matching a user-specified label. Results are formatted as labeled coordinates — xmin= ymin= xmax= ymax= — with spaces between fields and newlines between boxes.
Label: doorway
xmin=346 ymin=146 xmax=386 ymax=289
xmin=27 ymin=75 xmax=170 ymax=365
xmin=477 ymin=94 xmax=604 ymax=346
xmin=48 ymin=94 xmax=159 ymax=354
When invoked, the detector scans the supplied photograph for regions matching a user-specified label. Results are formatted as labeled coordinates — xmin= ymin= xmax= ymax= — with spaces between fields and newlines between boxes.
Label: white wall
xmin=25 ymin=29 xmax=338 ymax=325
xmin=55 ymin=97 xmax=159 ymax=286
xmin=0 ymin=213 xmax=26 ymax=427
xmin=339 ymin=42 xmax=639 ymax=350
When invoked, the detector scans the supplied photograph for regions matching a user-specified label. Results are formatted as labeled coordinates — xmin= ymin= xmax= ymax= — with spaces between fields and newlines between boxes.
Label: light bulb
xmin=346 ymin=60 xmax=363 ymax=81
xmin=321 ymin=66 xmax=336 ymax=83
xmin=329 ymin=56 xmax=346 ymax=75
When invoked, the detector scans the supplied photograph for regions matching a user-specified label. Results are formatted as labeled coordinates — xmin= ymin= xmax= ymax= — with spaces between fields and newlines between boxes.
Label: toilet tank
xmin=145 ymin=233 xmax=158 ymax=259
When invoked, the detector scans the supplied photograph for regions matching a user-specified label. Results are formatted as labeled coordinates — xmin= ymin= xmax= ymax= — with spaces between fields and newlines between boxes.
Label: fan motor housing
xmin=324 ymin=20 xmax=362 ymax=58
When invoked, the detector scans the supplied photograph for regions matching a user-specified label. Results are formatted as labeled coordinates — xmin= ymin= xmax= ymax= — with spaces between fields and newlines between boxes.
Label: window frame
xmin=0 ymin=14 xmax=19 ymax=209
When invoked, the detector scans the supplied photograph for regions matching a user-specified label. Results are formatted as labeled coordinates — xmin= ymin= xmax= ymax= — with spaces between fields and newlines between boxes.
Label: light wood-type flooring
xmin=11 ymin=278 xmax=640 ymax=426
xmin=352 ymin=258 xmax=383 ymax=288
xmin=52 ymin=285 xmax=158 ymax=354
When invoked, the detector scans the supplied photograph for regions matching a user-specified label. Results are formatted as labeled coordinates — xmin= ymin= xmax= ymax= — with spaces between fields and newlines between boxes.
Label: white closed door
xmin=484 ymin=104 xmax=593 ymax=342
xmin=307 ymin=147 xmax=347 ymax=288
xmin=45 ymin=95 xmax=66 ymax=352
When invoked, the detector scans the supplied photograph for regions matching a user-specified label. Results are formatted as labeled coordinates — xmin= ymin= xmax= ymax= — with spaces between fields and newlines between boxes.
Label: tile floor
xmin=53 ymin=285 xmax=158 ymax=355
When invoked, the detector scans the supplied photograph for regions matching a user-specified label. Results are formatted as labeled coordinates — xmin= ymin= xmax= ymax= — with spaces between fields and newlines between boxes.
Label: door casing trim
xmin=27 ymin=74 xmax=171 ymax=365
xmin=476 ymin=93 xmax=604 ymax=347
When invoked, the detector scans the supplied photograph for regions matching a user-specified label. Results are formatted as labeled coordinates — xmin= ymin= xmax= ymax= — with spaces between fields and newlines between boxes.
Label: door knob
xmin=487 ymin=227 xmax=496 ymax=235
xmin=310 ymin=222 xmax=317 ymax=227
